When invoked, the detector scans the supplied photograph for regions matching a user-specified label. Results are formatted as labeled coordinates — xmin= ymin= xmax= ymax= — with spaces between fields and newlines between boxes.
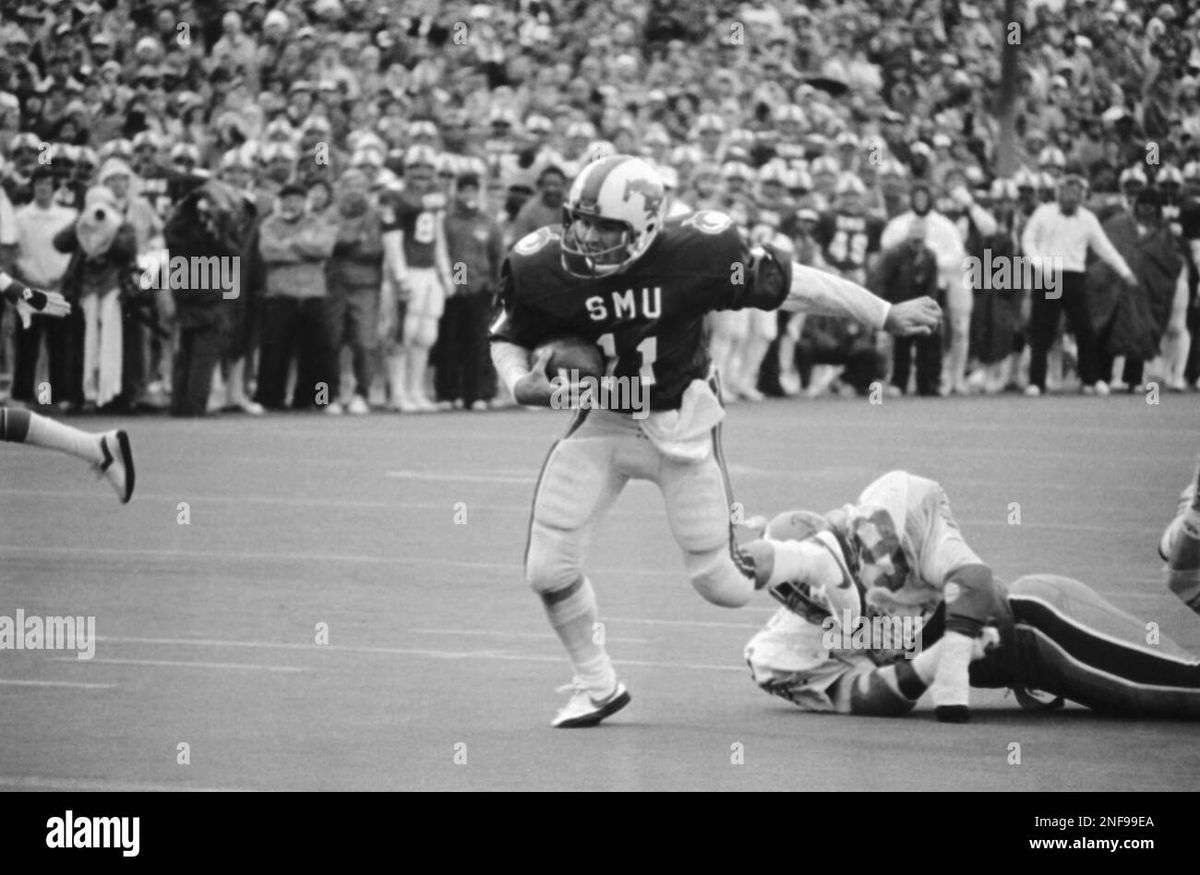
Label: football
xmin=535 ymin=335 xmax=606 ymax=382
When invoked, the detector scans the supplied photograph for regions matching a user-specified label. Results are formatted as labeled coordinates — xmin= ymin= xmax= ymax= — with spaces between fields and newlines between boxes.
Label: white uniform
xmin=745 ymin=471 xmax=981 ymax=709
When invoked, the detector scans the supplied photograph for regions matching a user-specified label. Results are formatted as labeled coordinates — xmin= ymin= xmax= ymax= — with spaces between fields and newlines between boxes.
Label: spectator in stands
xmin=1022 ymin=174 xmax=1137 ymax=396
xmin=10 ymin=167 xmax=78 ymax=407
xmin=326 ymin=168 xmax=384 ymax=415
xmin=53 ymin=185 xmax=138 ymax=412
xmin=874 ymin=216 xmax=943 ymax=397
xmin=507 ymin=164 xmax=566 ymax=245
xmin=436 ymin=171 xmax=505 ymax=411
xmin=255 ymin=181 xmax=338 ymax=412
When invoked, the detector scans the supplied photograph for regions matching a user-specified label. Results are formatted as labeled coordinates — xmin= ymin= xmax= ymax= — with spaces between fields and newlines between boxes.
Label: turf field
xmin=1 ymin=393 xmax=1198 ymax=791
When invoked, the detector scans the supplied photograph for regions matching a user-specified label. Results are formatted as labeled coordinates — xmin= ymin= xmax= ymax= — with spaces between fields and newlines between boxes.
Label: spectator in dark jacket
xmin=325 ymin=168 xmax=384 ymax=414
xmin=874 ymin=216 xmax=943 ymax=396
xmin=1090 ymin=186 xmax=1184 ymax=391
xmin=435 ymin=172 xmax=505 ymax=410
xmin=163 ymin=179 xmax=255 ymax=416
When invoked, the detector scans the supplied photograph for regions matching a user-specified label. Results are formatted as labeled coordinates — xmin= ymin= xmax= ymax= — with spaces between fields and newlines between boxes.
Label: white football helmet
xmin=561 ymin=154 xmax=666 ymax=278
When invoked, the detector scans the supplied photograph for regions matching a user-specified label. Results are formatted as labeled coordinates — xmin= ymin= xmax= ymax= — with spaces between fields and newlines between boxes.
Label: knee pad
xmin=402 ymin=314 xmax=438 ymax=349
xmin=944 ymin=563 xmax=1012 ymax=636
xmin=417 ymin=315 xmax=439 ymax=348
xmin=951 ymin=311 xmax=971 ymax=339
xmin=524 ymin=525 xmax=584 ymax=596
xmin=686 ymin=548 xmax=753 ymax=608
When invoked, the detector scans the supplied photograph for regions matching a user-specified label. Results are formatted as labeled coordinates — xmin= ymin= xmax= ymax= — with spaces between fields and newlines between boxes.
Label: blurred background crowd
xmin=1 ymin=0 xmax=1199 ymax=416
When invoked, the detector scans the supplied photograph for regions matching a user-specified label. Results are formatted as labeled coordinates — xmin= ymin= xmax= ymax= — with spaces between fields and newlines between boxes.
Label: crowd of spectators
xmin=2 ymin=0 xmax=1199 ymax=417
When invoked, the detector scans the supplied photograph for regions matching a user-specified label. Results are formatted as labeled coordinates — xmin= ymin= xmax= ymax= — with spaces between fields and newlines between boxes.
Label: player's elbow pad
xmin=732 ymin=243 xmax=794 ymax=311
xmin=944 ymin=563 xmax=1009 ymax=637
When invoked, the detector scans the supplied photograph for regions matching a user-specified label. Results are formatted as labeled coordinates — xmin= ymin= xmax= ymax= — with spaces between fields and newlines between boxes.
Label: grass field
xmin=1 ymin=392 xmax=1198 ymax=791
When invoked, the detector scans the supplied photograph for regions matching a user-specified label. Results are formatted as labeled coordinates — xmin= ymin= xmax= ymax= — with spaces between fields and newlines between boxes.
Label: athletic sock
xmin=929 ymin=631 xmax=975 ymax=712
xmin=3 ymin=409 xmax=104 ymax=464
xmin=541 ymin=576 xmax=616 ymax=696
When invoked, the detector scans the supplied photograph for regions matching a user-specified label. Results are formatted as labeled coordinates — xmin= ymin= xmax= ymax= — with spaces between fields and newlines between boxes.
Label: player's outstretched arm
xmin=781 ymin=261 xmax=941 ymax=337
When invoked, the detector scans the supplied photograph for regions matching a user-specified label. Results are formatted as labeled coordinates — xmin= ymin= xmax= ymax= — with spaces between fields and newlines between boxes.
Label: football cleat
xmin=1011 ymin=687 xmax=1066 ymax=712
xmin=96 ymin=430 xmax=134 ymax=504
xmin=551 ymin=678 xmax=631 ymax=728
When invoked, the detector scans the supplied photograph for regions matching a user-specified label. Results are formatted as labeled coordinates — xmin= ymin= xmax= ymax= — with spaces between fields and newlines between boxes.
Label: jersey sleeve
xmin=488 ymin=243 xmax=569 ymax=349
xmin=692 ymin=215 xmax=793 ymax=312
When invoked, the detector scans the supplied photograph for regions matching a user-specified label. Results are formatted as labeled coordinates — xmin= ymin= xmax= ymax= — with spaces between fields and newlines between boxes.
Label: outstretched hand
xmin=884 ymin=297 xmax=942 ymax=337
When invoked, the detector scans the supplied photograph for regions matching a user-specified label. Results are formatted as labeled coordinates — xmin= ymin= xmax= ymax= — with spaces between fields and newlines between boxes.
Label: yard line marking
xmin=0 ymin=679 xmax=116 ymax=690
xmin=0 ymin=776 xmax=250 ymax=792
xmin=0 ymin=489 xmax=535 ymax=512
xmin=387 ymin=470 xmax=533 ymax=484
xmin=603 ymin=616 xmax=766 ymax=629
xmin=410 ymin=628 xmax=651 ymax=643
xmin=51 ymin=657 xmax=308 ymax=673
xmin=613 ymin=658 xmax=744 ymax=672
xmin=79 ymin=635 xmax=746 ymax=672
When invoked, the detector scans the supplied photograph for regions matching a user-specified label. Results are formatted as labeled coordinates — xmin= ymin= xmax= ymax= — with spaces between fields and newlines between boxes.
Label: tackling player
xmin=488 ymin=155 xmax=942 ymax=727
xmin=742 ymin=465 xmax=1200 ymax=720
xmin=0 ymin=273 xmax=134 ymax=503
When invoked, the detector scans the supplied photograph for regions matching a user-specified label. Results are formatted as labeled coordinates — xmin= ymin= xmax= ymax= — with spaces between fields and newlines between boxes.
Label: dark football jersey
xmin=1178 ymin=198 xmax=1200 ymax=242
xmin=814 ymin=211 xmax=883 ymax=273
xmin=140 ymin=173 xmax=175 ymax=221
xmin=490 ymin=210 xmax=791 ymax=411
xmin=380 ymin=187 xmax=446 ymax=268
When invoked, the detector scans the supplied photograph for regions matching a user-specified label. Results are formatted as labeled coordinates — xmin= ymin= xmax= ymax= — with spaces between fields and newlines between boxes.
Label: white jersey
xmin=836 ymin=470 xmax=982 ymax=618
xmin=745 ymin=471 xmax=983 ymax=712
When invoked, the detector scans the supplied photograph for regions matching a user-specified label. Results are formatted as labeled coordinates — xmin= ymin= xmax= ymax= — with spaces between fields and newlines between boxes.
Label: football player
xmin=744 ymin=470 xmax=1002 ymax=721
xmin=813 ymin=175 xmax=883 ymax=288
xmin=0 ymin=273 xmax=134 ymax=503
xmin=378 ymin=145 xmax=455 ymax=412
xmin=742 ymin=465 xmax=1200 ymax=720
xmin=489 ymin=155 xmax=941 ymax=727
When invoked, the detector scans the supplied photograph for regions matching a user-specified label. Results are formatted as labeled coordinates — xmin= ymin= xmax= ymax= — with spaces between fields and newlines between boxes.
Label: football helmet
xmin=561 ymin=154 xmax=665 ymax=279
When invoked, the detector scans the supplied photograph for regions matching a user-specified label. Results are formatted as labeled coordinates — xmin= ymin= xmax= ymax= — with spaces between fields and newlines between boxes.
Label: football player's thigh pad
xmin=525 ymin=438 xmax=623 ymax=594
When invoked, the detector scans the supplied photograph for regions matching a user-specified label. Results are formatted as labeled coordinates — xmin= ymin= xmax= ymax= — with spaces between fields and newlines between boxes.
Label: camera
xmin=92 ymin=206 xmax=110 ymax=222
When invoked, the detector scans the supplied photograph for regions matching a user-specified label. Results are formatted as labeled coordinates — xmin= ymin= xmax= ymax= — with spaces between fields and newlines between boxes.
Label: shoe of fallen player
xmin=96 ymin=430 xmax=135 ymax=504
xmin=551 ymin=678 xmax=631 ymax=728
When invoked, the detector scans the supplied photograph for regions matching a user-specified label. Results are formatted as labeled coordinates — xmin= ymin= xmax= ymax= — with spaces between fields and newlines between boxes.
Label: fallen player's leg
xmin=1162 ymin=462 xmax=1200 ymax=613
xmin=0 ymin=406 xmax=134 ymax=503
xmin=985 ymin=574 xmax=1200 ymax=719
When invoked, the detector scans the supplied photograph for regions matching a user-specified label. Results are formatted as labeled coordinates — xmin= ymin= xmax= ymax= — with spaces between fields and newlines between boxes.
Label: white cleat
xmin=346 ymin=395 xmax=370 ymax=415
xmin=551 ymin=678 xmax=631 ymax=728
xmin=96 ymin=430 xmax=134 ymax=504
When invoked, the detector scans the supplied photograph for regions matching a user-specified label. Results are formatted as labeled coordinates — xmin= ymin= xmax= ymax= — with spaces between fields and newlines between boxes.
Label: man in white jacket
xmin=1021 ymin=173 xmax=1136 ymax=396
